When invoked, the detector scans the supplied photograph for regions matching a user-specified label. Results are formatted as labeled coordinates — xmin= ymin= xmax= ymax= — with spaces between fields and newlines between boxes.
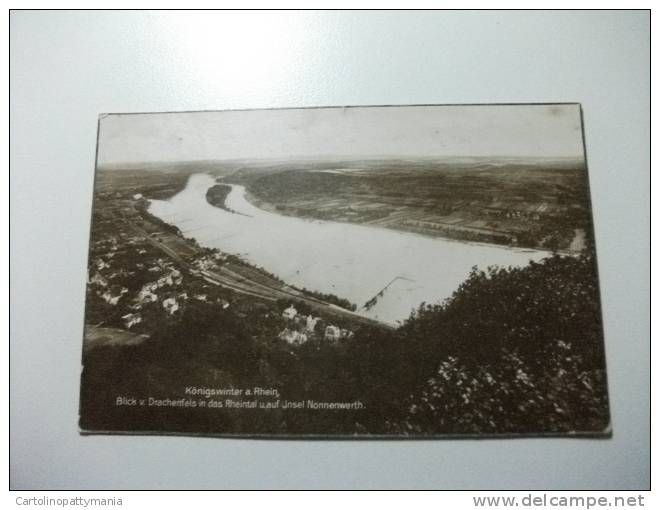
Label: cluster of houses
xmin=278 ymin=304 xmax=353 ymax=345
xmin=89 ymin=240 xmax=237 ymax=330
xmin=88 ymin=216 xmax=355 ymax=345
xmin=88 ymin=228 xmax=144 ymax=308
xmin=89 ymin=242 xmax=201 ymax=329
xmin=135 ymin=265 xmax=184 ymax=307
xmin=191 ymin=252 xmax=226 ymax=272
xmin=88 ymin=265 xmax=129 ymax=307
xmin=481 ymin=203 xmax=547 ymax=221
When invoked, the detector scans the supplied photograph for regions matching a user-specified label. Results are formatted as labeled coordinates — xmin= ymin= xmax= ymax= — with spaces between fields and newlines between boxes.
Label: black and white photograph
xmin=79 ymin=104 xmax=610 ymax=437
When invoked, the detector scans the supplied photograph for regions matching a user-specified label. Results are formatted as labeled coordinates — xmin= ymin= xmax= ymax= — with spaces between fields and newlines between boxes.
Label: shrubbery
xmin=393 ymin=253 xmax=609 ymax=434
xmin=81 ymin=252 xmax=608 ymax=435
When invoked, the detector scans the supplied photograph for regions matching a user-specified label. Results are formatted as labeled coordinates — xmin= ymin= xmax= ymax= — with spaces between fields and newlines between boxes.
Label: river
xmin=148 ymin=173 xmax=550 ymax=325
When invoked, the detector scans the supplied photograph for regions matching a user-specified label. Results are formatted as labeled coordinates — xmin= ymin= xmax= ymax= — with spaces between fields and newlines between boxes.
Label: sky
xmin=97 ymin=104 xmax=585 ymax=167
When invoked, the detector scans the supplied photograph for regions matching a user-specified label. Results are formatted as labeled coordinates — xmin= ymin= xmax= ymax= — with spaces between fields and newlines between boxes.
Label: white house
xmin=305 ymin=315 xmax=320 ymax=332
xmin=324 ymin=325 xmax=342 ymax=341
xmin=121 ymin=313 xmax=142 ymax=329
xmin=282 ymin=305 xmax=298 ymax=320
xmin=162 ymin=297 xmax=179 ymax=315
xmin=278 ymin=328 xmax=308 ymax=345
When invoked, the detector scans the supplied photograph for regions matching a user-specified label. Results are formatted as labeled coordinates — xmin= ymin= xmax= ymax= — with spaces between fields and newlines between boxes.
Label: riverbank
xmin=226 ymin=162 xmax=591 ymax=253
xmin=149 ymin=174 xmax=551 ymax=324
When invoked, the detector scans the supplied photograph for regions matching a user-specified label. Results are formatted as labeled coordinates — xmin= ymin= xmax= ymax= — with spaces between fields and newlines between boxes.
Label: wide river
xmin=149 ymin=173 xmax=549 ymax=325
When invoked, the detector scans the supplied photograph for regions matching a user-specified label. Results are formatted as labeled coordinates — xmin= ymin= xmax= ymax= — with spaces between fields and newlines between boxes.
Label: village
xmin=84 ymin=178 xmax=361 ymax=354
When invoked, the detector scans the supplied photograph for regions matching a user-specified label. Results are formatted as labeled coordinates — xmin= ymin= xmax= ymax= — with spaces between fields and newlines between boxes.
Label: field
xmin=224 ymin=158 xmax=592 ymax=252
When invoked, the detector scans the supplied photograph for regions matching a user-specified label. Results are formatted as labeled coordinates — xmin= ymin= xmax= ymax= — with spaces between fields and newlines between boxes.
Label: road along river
xmin=149 ymin=173 xmax=550 ymax=326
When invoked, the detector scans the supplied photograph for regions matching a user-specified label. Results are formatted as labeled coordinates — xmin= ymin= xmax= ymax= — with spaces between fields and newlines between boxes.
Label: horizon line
xmin=97 ymin=154 xmax=586 ymax=170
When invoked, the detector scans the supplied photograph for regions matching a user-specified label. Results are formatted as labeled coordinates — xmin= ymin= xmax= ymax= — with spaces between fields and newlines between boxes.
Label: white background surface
xmin=9 ymin=11 xmax=650 ymax=489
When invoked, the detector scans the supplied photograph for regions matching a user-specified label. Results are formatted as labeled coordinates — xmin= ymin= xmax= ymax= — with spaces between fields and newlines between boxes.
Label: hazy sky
xmin=97 ymin=104 xmax=585 ymax=167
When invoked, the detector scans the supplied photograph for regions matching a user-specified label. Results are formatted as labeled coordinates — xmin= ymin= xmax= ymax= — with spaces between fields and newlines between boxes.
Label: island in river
xmin=148 ymin=173 xmax=551 ymax=325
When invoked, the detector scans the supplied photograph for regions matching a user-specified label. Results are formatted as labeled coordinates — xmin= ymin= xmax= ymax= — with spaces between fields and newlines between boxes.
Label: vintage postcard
xmin=79 ymin=104 xmax=610 ymax=437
